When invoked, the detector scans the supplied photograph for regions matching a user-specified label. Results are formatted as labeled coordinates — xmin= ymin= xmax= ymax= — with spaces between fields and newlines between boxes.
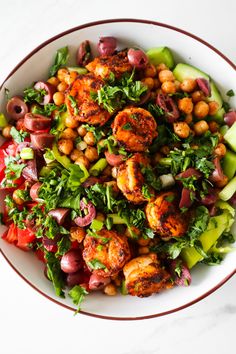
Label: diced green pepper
xmin=52 ymin=143 xmax=71 ymax=169
xmin=106 ymin=214 xmax=126 ymax=224
xmin=0 ymin=113 xmax=8 ymax=128
xmin=90 ymin=219 xmax=104 ymax=231
xmin=219 ymin=176 xmax=236 ymax=201
xmin=89 ymin=158 xmax=108 ymax=176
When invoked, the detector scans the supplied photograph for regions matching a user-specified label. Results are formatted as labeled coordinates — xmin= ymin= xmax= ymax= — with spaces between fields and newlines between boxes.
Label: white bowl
xmin=0 ymin=19 xmax=236 ymax=320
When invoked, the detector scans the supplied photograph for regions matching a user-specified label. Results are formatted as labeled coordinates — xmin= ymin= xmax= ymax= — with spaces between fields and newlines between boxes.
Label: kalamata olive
xmin=76 ymin=40 xmax=91 ymax=66
xmin=156 ymin=93 xmax=180 ymax=122
xmin=210 ymin=157 xmax=224 ymax=183
xmin=74 ymin=200 xmax=96 ymax=227
xmin=6 ymin=96 xmax=29 ymax=120
xmin=34 ymin=81 xmax=56 ymax=105
xmin=88 ymin=273 xmax=111 ymax=290
xmin=176 ymin=167 xmax=202 ymax=180
xmin=66 ymin=271 xmax=86 ymax=287
xmin=127 ymin=48 xmax=148 ymax=69
xmin=30 ymin=132 xmax=54 ymax=150
xmin=24 ymin=112 xmax=51 ymax=131
xmin=196 ymin=78 xmax=211 ymax=97
xmin=229 ymin=192 xmax=236 ymax=207
xmin=82 ymin=176 xmax=100 ymax=188
xmin=201 ymin=188 xmax=218 ymax=205
xmin=22 ymin=159 xmax=38 ymax=181
xmin=48 ymin=208 xmax=69 ymax=226
xmin=42 ymin=237 xmax=58 ymax=253
xmin=98 ymin=36 xmax=117 ymax=56
xmin=179 ymin=188 xmax=195 ymax=209
xmin=105 ymin=151 xmax=124 ymax=166
xmin=169 ymin=260 xmax=191 ymax=286
xmin=60 ymin=250 xmax=82 ymax=273
xmin=224 ymin=111 xmax=236 ymax=127
xmin=30 ymin=182 xmax=42 ymax=200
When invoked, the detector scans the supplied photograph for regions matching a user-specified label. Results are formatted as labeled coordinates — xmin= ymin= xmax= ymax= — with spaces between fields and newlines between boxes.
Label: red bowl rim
xmin=0 ymin=18 xmax=235 ymax=320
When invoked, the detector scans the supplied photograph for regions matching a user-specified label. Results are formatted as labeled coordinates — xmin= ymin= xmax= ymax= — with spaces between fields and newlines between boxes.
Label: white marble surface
xmin=0 ymin=0 xmax=235 ymax=353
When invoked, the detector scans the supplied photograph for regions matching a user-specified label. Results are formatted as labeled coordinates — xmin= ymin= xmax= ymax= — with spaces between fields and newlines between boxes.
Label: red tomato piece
xmin=2 ymin=223 xmax=18 ymax=243
xmin=17 ymin=228 xmax=36 ymax=250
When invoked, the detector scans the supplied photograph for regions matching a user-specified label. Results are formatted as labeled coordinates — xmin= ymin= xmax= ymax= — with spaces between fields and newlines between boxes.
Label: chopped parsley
xmin=226 ymin=89 xmax=235 ymax=97
xmin=122 ymin=122 xmax=132 ymax=131
xmin=49 ymin=46 xmax=69 ymax=76
xmin=24 ymin=87 xmax=47 ymax=104
xmin=68 ymin=95 xmax=79 ymax=115
xmin=10 ymin=126 xmax=28 ymax=144
xmin=87 ymin=258 xmax=107 ymax=270
xmin=68 ymin=285 xmax=89 ymax=314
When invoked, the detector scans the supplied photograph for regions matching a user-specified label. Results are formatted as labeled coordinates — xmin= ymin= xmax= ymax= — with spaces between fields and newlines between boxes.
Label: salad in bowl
xmin=1 ymin=28 xmax=236 ymax=315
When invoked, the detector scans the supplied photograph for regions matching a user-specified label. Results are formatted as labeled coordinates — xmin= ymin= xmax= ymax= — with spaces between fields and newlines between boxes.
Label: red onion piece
xmin=60 ymin=250 xmax=82 ymax=273
xmin=105 ymin=151 xmax=124 ymax=166
xmin=22 ymin=159 xmax=38 ymax=181
xmin=127 ymin=48 xmax=148 ymax=69
xmin=34 ymin=81 xmax=56 ymax=105
xmin=156 ymin=93 xmax=180 ymax=122
xmin=98 ymin=36 xmax=117 ymax=56
xmin=24 ymin=113 xmax=52 ymax=131
xmin=201 ymin=188 xmax=218 ymax=205
xmin=210 ymin=157 xmax=224 ymax=183
xmin=43 ymin=237 xmax=58 ymax=253
xmin=30 ymin=132 xmax=54 ymax=150
xmin=170 ymin=260 xmax=191 ymax=286
xmin=48 ymin=208 xmax=70 ymax=226
xmin=196 ymin=78 xmax=211 ymax=97
xmin=76 ymin=40 xmax=91 ymax=66
xmin=6 ymin=96 xmax=29 ymax=120
xmin=82 ymin=176 xmax=100 ymax=188
xmin=176 ymin=167 xmax=202 ymax=180
xmin=224 ymin=111 xmax=236 ymax=127
xmin=30 ymin=182 xmax=42 ymax=201
xmin=179 ymin=188 xmax=195 ymax=209
xmin=74 ymin=200 xmax=96 ymax=227
xmin=88 ymin=273 xmax=111 ymax=290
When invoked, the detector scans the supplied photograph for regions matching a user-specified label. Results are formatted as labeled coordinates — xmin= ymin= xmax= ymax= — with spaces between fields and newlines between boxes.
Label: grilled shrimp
xmin=82 ymin=229 xmax=131 ymax=277
xmin=145 ymin=191 xmax=188 ymax=240
xmin=123 ymin=253 xmax=172 ymax=297
xmin=65 ymin=74 xmax=111 ymax=126
xmin=86 ymin=50 xmax=132 ymax=79
xmin=112 ymin=107 xmax=157 ymax=152
xmin=117 ymin=153 xmax=154 ymax=204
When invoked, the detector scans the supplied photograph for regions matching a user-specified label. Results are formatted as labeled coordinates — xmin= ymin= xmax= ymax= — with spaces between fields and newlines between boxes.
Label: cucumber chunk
xmin=173 ymin=63 xmax=223 ymax=120
xmin=219 ymin=176 xmax=236 ymax=201
xmin=224 ymin=122 xmax=236 ymax=152
xmin=222 ymin=150 xmax=236 ymax=180
xmin=146 ymin=47 xmax=174 ymax=69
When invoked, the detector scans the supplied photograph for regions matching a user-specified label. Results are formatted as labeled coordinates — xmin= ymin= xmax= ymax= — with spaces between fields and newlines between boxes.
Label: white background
xmin=0 ymin=1 xmax=235 ymax=353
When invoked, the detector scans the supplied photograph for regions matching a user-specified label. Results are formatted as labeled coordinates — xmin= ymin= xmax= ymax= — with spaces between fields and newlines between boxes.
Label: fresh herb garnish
xmin=49 ymin=46 xmax=69 ymax=76
xmin=68 ymin=95 xmax=79 ymax=115
xmin=68 ymin=285 xmax=89 ymax=314
xmin=45 ymin=252 xmax=65 ymax=298
xmin=87 ymin=258 xmax=107 ymax=270
xmin=10 ymin=126 xmax=28 ymax=143
xmin=226 ymin=89 xmax=235 ymax=97
xmin=24 ymin=87 xmax=47 ymax=104
xmin=123 ymin=122 xmax=132 ymax=131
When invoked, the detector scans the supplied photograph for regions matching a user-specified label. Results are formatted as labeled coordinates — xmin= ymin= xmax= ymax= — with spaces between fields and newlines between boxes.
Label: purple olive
xmin=22 ymin=159 xmax=38 ymax=181
xmin=30 ymin=182 xmax=42 ymax=200
xmin=24 ymin=112 xmax=52 ymax=131
xmin=74 ymin=200 xmax=96 ymax=227
xmin=34 ymin=81 xmax=56 ymax=105
xmin=169 ymin=260 xmax=191 ymax=286
xmin=209 ymin=157 xmax=225 ymax=183
xmin=127 ymin=48 xmax=148 ymax=69
xmin=42 ymin=237 xmax=58 ymax=253
xmin=156 ymin=93 xmax=180 ymax=122
xmin=201 ymin=188 xmax=218 ymax=205
xmin=30 ymin=132 xmax=54 ymax=150
xmin=224 ymin=111 xmax=236 ymax=127
xmin=229 ymin=192 xmax=236 ymax=207
xmin=76 ymin=40 xmax=91 ymax=66
xmin=6 ymin=96 xmax=29 ymax=120
xmin=48 ymin=208 xmax=70 ymax=226
xmin=66 ymin=271 xmax=85 ymax=287
xmin=196 ymin=78 xmax=211 ymax=97
xmin=60 ymin=250 xmax=82 ymax=274
xmin=88 ymin=273 xmax=111 ymax=290
xmin=98 ymin=36 xmax=117 ymax=56
xmin=179 ymin=188 xmax=195 ymax=209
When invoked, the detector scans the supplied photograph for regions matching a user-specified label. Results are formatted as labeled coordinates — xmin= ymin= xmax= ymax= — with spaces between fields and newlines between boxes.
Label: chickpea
xmin=215 ymin=175 xmax=228 ymax=188
xmin=174 ymin=80 xmax=181 ymax=91
xmin=214 ymin=143 xmax=227 ymax=158
xmin=57 ymin=82 xmax=68 ymax=92
xmin=193 ymin=120 xmax=209 ymax=135
xmin=141 ymin=77 xmax=154 ymax=90
xmin=102 ymin=165 xmax=112 ymax=177
xmin=64 ymin=71 xmax=78 ymax=85
xmin=96 ymin=212 xmax=106 ymax=222
xmin=70 ymin=226 xmax=86 ymax=243
xmin=104 ymin=283 xmax=117 ymax=296
xmin=161 ymin=81 xmax=176 ymax=94
xmin=47 ymin=76 xmax=60 ymax=87
xmin=193 ymin=100 xmax=209 ymax=119
xmin=2 ymin=125 xmax=13 ymax=138
xmin=61 ymin=127 xmax=78 ymax=140
xmin=12 ymin=190 xmax=24 ymax=205
xmin=57 ymin=138 xmax=74 ymax=155
xmin=137 ymin=237 xmax=150 ymax=246
xmin=138 ymin=246 xmax=150 ymax=255
xmin=156 ymin=63 xmax=168 ymax=73
xmin=75 ymin=155 xmax=90 ymax=169
xmin=160 ymin=145 xmax=170 ymax=155
xmin=84 ymin=131 xmax=96 ymax=146
xmin=57 ymin=68 xmax=69 ymax=82
xmin=158 ymin=69 xmax=175 ymax=83
xmin=208 ymin=101 xmax=219 ymax=116
xmin=144 ymin=64 xmax=157 ymax=77
xmin=208 ymin=121 xmax=219 ymax=133
xmin=77 ymin=125 xmax=87 ymax=137
xmin=111 ymin=166 xmax=119 ymax=179
xmin=191 ymin=90 xmax=206 ymax=103
xmin=178 ymin=97 xmax=193 ymax=114
xmin=70 ymin=149 xmax=83 ymax=161
xmin=173 ymin=122 xmax=190 ymax=138
xmin=84 ymin=146 xmax=99 ymax=162
xmin=180 ymin=79 xmax=197 ymax=93
xmin=153 ymin=78 xmax=160 ymax=89
xmin=53 ymin=92 xmax=65 ymax=106
xmin=185 ymin=113 xmax=193 ymax=124
xmin=65 ymin=115 xmax=79 ymax=128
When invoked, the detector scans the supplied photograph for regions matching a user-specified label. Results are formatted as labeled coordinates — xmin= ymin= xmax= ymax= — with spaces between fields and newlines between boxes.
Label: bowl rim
xmin=0 ymin=18 xmax=235 ymax=321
